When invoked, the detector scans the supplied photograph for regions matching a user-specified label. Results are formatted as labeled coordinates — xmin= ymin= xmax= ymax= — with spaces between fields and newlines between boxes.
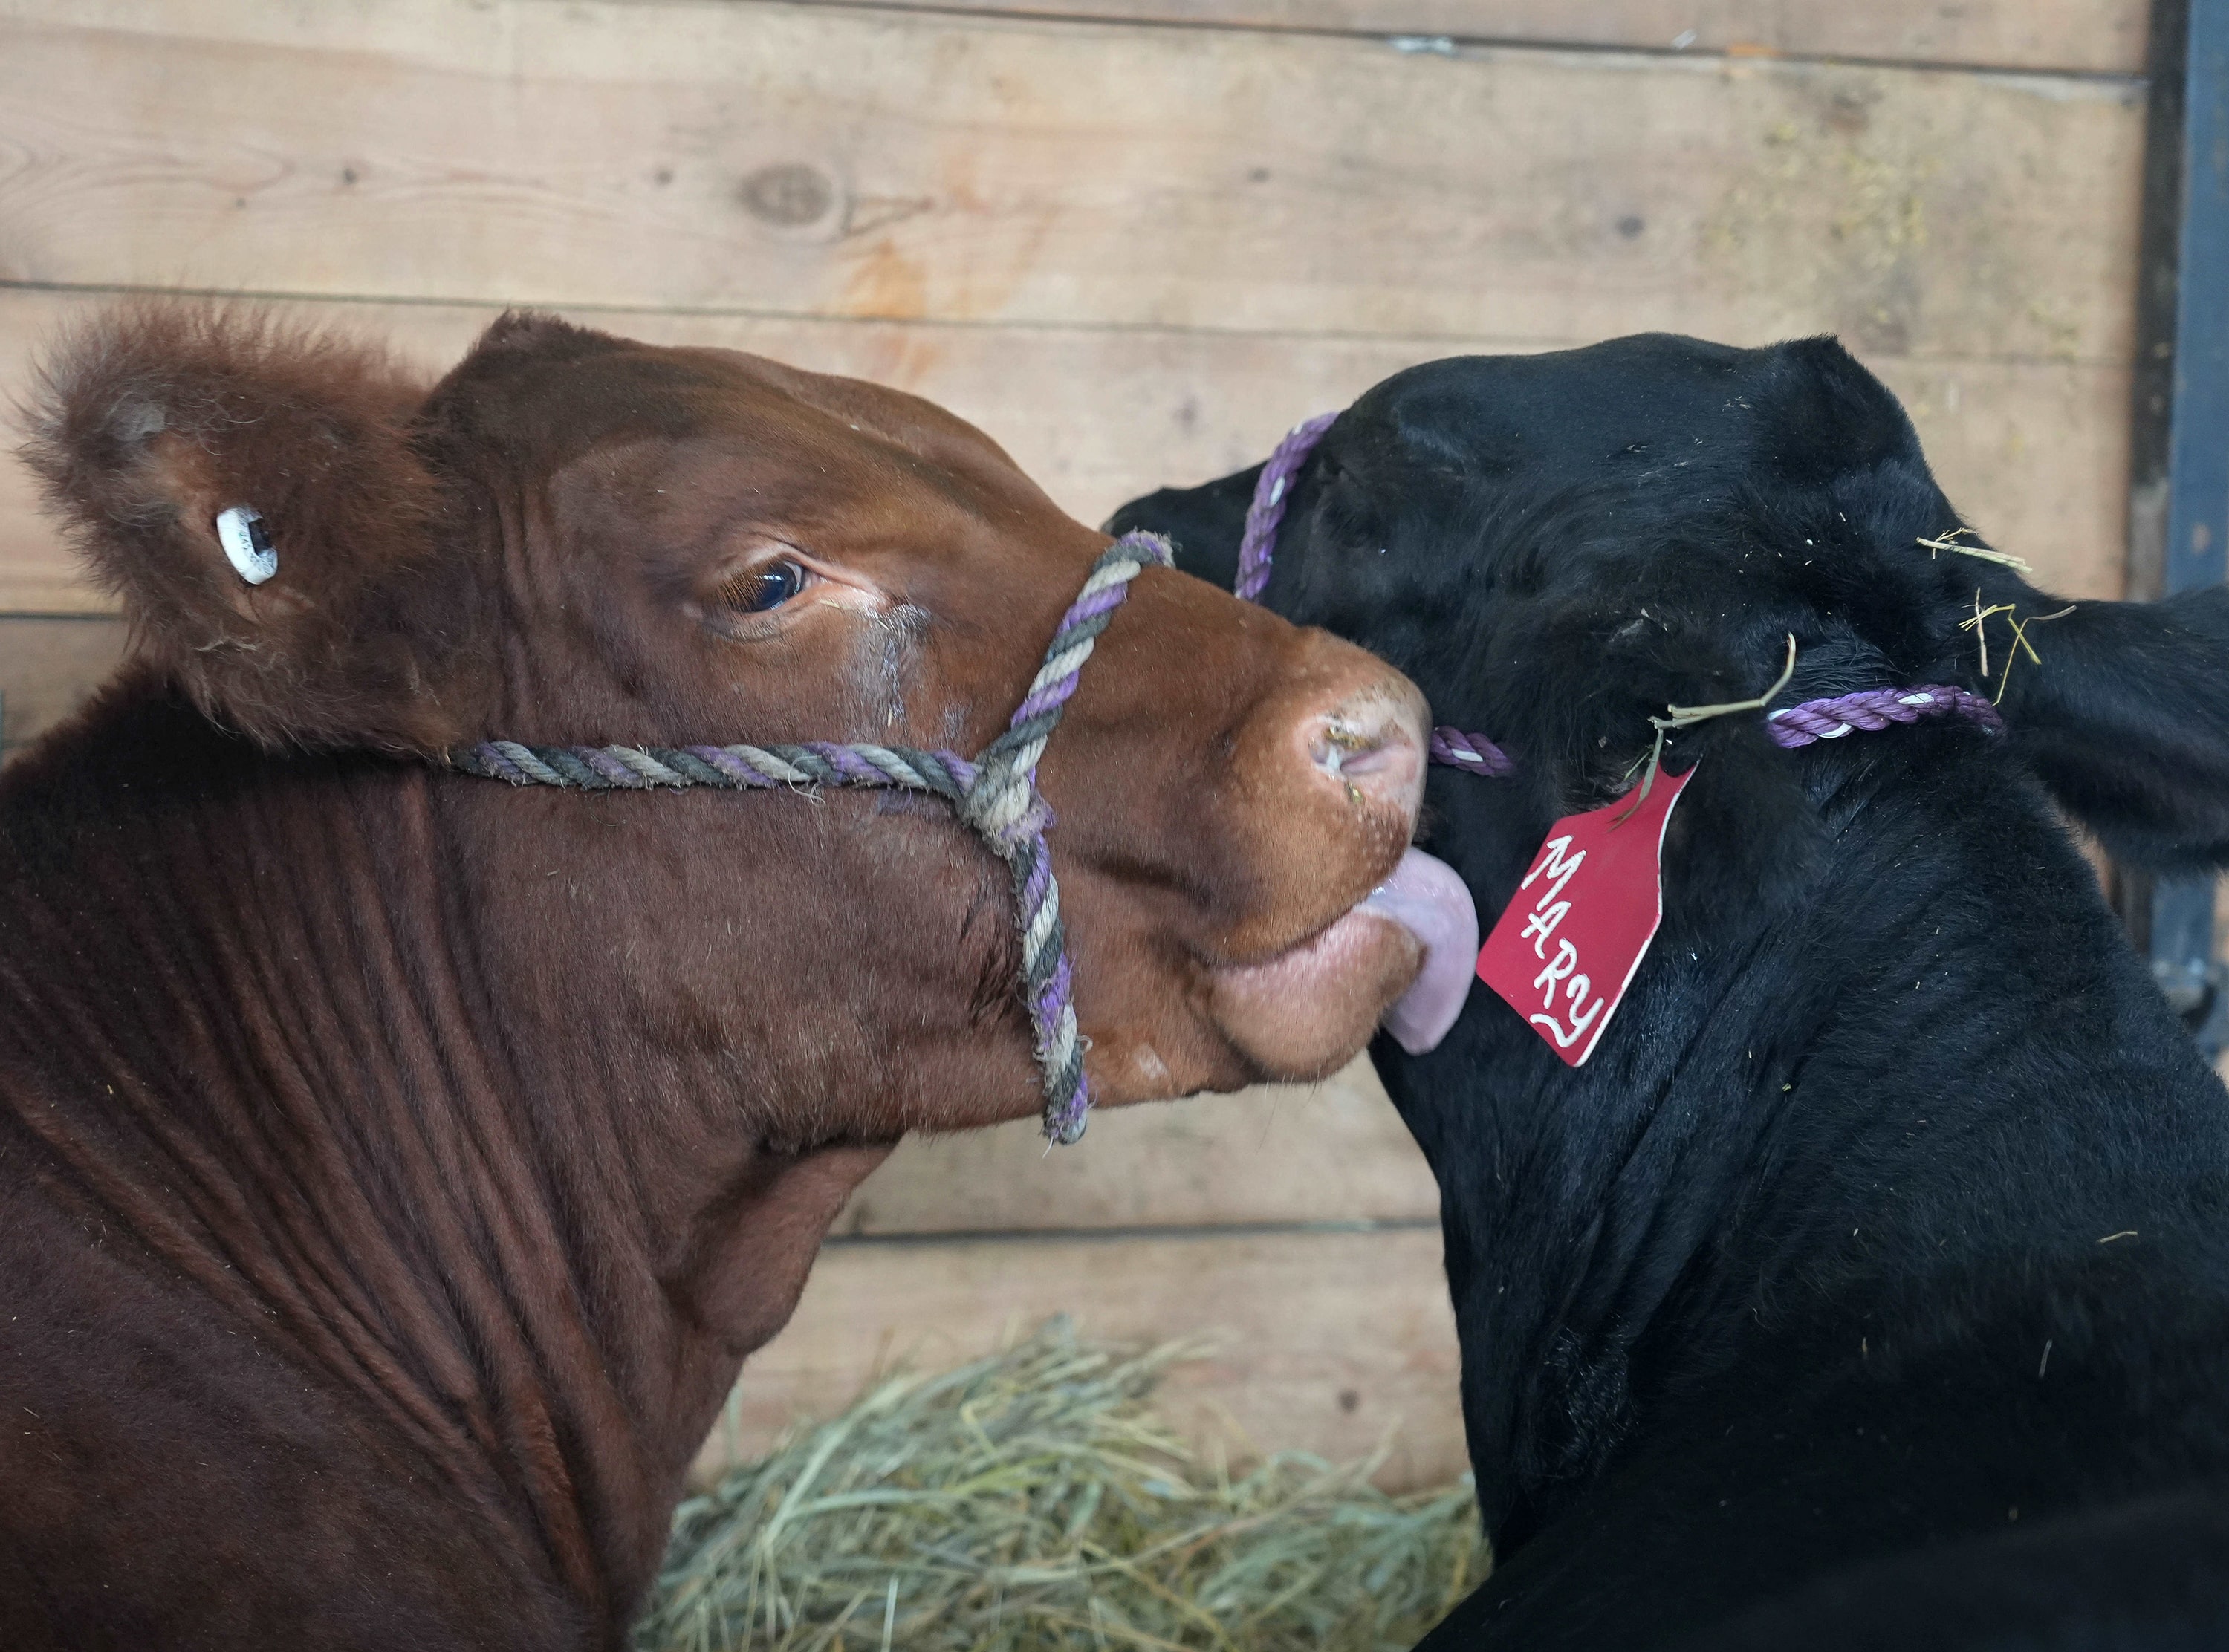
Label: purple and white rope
xmin=1426 ymin=726 xmax=1517 ymax=776
xmin=452 ymin=531 xmax=1175 ymax=1146
xmin=1236 ymin=412 xmax=1340 ymax=603
xmin=1766 ymin=686 xmax=2004 ymax=748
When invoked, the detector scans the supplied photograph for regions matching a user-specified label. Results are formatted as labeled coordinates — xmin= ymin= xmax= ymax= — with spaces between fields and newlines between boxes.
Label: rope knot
xmin=958 ymin=758 xmax=1055 ymax=853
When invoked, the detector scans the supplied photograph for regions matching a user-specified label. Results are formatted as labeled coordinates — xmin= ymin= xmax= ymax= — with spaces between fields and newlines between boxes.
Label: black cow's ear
xmin=1756 ymin=336 xmax=1923 ymax=486
xmin=22 ymin=304 xmax=464 ymax=752
xmin=1990 ymin=575 xmax=2229 ymax=871
xmin=1104 ymin=463 xmax=1262 ymax=591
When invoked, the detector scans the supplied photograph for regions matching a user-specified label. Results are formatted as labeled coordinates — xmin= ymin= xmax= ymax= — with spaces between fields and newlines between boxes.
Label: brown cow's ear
xmin=21 ymin=304 xmax=468 ymax=752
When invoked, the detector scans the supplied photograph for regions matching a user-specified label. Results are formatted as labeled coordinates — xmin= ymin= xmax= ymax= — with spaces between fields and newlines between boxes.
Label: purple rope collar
xmin=450 ymin=531 xmax=1176 ymax=1146
xmin=1768 ymin=685 xmax=2002 ymax=746
xmin=1236 ymin=413 xmax=2002 ymax=772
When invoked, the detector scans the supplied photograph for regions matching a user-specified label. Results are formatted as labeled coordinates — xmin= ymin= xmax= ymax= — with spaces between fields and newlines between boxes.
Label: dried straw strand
xmin=1918 ymin=527 xmax=2034 ymax=576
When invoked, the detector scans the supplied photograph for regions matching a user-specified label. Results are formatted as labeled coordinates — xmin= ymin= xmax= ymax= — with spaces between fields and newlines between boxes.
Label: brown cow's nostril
xmin=1325 ymin=730 xmax=1409 ymax=778
xmin=1308 ymin=688 xmax=1426 ymax=816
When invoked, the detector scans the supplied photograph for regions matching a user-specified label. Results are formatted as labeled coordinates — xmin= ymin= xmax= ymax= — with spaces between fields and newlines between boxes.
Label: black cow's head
xmin=1113 ymin=334 xmax=2229 ymax=926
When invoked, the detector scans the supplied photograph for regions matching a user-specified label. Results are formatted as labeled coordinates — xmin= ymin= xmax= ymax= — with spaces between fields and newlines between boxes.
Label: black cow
xmin=1112 ymin=334 xmax=2229 ymax=1648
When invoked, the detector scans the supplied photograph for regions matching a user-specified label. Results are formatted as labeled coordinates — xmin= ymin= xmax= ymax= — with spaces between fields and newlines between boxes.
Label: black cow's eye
xmin=721 ymin=559 xmax=808 ymax=614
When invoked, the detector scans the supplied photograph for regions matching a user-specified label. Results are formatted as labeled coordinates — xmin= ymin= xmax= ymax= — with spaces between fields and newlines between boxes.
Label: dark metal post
xmin=2149 ymin=0 xmax=2229 ymax=1050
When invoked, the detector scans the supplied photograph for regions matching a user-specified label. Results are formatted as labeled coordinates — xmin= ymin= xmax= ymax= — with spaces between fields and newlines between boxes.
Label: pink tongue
xmin=1362 ymin=848 xmax=1479 ymax=1054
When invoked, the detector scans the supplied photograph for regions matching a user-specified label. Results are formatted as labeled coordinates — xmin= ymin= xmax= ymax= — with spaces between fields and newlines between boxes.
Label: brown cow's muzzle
xmin=1059 ymin=590 xmax=1477 ymax=1103
xmin=1200 ymin=635 xmax=1474 ymax=1081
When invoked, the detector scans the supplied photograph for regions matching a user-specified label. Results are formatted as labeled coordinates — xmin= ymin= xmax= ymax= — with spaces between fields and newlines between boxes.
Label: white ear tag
xmin=214 ymin=505 xmax=278 ymax=585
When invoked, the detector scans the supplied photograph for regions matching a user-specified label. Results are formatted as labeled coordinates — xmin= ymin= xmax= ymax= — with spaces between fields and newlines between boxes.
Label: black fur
xmin=1111 ymin=334 xmax=2229 ymax=1649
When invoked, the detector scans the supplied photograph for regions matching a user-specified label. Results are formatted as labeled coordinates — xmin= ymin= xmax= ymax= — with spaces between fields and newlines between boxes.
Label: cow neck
xmin=0 ymin=693 xmax=900 ymax=1632
xmin=1386 ymin=735 xmax=2229 ymax=1547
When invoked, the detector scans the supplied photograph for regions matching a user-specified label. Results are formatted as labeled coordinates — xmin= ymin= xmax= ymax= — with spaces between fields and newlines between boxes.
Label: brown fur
xmin=0 ymin=308 xmax=1430 ymax=1649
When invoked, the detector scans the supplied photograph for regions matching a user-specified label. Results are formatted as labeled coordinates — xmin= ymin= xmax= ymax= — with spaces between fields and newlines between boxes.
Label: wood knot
xmin=739 ymin=163 xmax=838 ymax=229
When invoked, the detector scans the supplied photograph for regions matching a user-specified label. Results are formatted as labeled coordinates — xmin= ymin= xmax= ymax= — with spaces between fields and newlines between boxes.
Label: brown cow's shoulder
xmin=1 ymin=695 xmax=578 ymax=1645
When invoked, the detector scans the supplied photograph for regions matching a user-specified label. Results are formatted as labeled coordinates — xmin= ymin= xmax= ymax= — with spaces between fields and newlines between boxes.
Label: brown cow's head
xmin=25 ymin=308 xmax=1468 ymax=1140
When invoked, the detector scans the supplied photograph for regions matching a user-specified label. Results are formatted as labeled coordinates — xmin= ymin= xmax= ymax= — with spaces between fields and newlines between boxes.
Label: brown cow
xmin=0 ymin=309 xmax=1471 ymax=1650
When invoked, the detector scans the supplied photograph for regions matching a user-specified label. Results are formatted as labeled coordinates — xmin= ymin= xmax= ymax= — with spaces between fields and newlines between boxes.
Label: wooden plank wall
xmin=0 ymin=0 xmax=2149 ymax=1487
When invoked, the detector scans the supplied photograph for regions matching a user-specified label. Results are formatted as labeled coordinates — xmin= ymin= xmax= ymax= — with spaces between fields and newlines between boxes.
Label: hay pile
xmin=636 ymin=1318 xmax=1485 ymax=1651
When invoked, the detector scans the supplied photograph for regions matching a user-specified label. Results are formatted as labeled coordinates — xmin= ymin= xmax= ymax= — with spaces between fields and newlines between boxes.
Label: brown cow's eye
xmin=720 ymin=559 xmax=808 ymax=614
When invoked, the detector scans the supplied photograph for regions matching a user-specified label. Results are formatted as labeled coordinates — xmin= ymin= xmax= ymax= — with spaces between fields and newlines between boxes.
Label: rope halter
xmin=451 ymin=531 xmax=1175 ymax=1146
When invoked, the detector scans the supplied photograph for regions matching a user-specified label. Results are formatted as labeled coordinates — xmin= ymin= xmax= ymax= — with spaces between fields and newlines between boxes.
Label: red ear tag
xmin=1476 ymin=765 xmax=1696 ymax=1067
